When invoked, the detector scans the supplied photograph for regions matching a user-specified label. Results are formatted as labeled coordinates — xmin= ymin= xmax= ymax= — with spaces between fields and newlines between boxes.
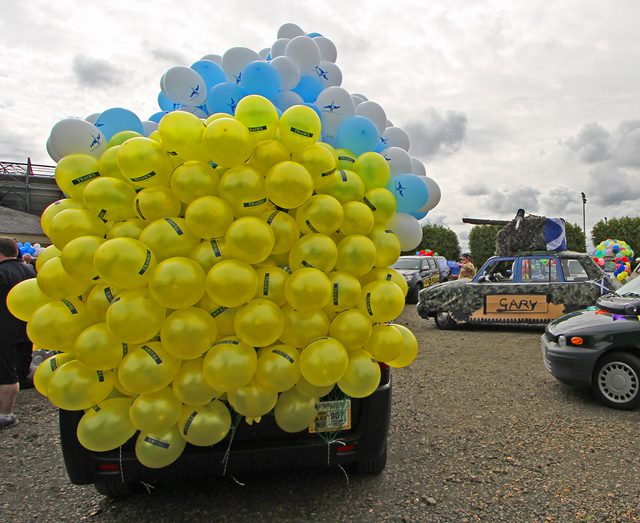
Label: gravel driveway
xmin=2 ymin=305 xmax=639 ymax=522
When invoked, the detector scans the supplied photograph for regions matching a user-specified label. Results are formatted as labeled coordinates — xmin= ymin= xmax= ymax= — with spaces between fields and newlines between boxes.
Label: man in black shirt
xmin=0 ymin=237 xmax=37 ymax=429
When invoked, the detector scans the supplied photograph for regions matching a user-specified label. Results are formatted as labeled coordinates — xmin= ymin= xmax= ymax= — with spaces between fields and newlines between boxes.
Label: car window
xmin=427 ymin=259 xmax=437 ymax=270
xmin=481 ymin=259 xmax=515 ymax=283
xmin=393 ymin=259 xmax=421 ymax=270
xmin=560 ymin=259 xmax=589 ymax=281
xmin=521 ymin=258 xmax=559 ymax=282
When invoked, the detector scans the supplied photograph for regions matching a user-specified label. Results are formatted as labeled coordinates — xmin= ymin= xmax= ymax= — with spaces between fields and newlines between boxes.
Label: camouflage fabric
xmin=496 ymin=215 xmax=548 ymax=256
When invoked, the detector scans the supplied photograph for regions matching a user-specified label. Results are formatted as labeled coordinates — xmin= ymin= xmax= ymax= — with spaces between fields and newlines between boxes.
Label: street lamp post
xmin=581 ymin=192 xmax=587 ymax=236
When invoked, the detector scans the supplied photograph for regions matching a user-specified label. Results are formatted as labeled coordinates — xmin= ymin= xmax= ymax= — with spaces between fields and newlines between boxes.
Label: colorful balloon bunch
xmin=8 ymin=23 xmax=425 ymax=469
xmin=415 ymin=249 xmax=437 ymax=256
xmin=18 ymin=242 xmax=44 ymax=257
xmin=593 ymin=238 xmax=635 ymax=281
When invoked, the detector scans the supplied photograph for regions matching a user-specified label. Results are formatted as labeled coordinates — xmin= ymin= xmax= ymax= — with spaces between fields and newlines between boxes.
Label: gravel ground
xmin=2 ymin=304 xmax=640 ymax=523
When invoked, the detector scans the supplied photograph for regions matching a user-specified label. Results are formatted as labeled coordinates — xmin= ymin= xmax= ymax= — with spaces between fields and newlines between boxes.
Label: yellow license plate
xmin=309 ymin=399 xmax=351 ymax=433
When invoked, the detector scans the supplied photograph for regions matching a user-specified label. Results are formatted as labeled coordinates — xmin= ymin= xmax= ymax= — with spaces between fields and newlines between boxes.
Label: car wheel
xmin=592 ymin=352 xmax=640 ymax=410
xmin=94 ymin=481 xmax=145 ymax=498
xmin=355 ymin=444 xmax=388 ymax=474
xmin=434 ymin=312 xmax=457 ymax=330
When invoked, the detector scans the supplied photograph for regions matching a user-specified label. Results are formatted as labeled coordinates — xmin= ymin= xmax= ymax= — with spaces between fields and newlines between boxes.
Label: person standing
xmin=458 ymin=253 xmax=476 ymax=280
xmin=0 ymin=237 xmax=37 ymax=429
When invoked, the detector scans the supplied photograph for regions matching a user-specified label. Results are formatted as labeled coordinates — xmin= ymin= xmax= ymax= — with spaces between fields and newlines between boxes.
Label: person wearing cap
xmin=458 ymin=253 xmax=476 ymax=280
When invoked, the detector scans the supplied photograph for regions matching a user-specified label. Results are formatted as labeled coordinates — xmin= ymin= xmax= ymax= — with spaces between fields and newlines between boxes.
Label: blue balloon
xmin=240 ymin=62 xmax=280 ymax=100
xmin=386 ymin=173 xmax=430 ymax=213
xmin=409 ymin=210 xmax=428 ymax=219
xmin=158 ymin=92 xmax=181 ymax=112
xmin=292 ymin=75 xmax=324 ymax=103
xmin=148 ymin=111 xmax=170 ymax=123
xmin=206 ymin=82 xmax=247 ymax=115
xmin=307 ymin=32 xmax=323 ymax=38
xmin=375 ymin=140 xmax=389 ymax=153
xmin=191 ymin=60 xmax=227 ymax=91
xmin=302 ymin=103 xmax=322 ymax=121
xmin=337 ymin=116 xmax=380 ymax=157
xmin=94 ymin=108 xmax=144 ymax=141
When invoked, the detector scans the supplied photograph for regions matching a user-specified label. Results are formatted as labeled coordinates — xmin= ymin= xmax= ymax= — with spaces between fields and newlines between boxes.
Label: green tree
xmin=468 ymin=225 xmax=502 ymax=269
xmin=591 ymin=216 xmax=640 ymax=254
xmin=403 ymin=223 xmax=461 ymax=261
xmin=565 ymin=222 xmax=586 ymax=253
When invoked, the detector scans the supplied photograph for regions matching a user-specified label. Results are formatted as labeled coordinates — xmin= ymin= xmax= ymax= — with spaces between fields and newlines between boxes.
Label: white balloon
xmin=222 ymin=47 xmax=262 ymax=84
xmin=50 ymin=118 xmax=107 ymax=160
xmin=284 ymin=36 xmax=321 ymax=75
xmin=386 ymin=119 xmax=393 ymax=127
xmin=46 ymin=136 xmax=61 ymax=163
xmin=314 ymin=60 xmax=342 ymax=88
xmin=270 ymin=55 xmax=301 ymax=91
xmin=160 ymin=74 xmax=170 ymax=99
xmin=352 ymin=95 xmax=365 ymax=107
xmin=386 ymin=212 xmax=423 ymax=252
xmin=85 ymin=113 xmax=100 ymax=124
xmin=201 ymin=54 xmax=222 ymax=66
xmin=352 ymin=93 xmax=368 ymax=102
xmin=355 ymin=101 xmax=386 ymax=135
xmin=277 ymin=23 xmax=305 ymax=39
xmin=417 ymin=176 xmax=441 ymax=212
xmin=141 ymin=120 xmax=158 ymax=137
xmin=382 ymin=126 xmax=410 ymax=152
xmin=163 ymin=66 xmax=207 ymax=106
xmin=259 ymin=47 xmax=270 ymax=59
xmin=313 ymin=37 xmax=337 ymax=63
xmin=178 ymin=106 xmax=208 ymax=118
xmin=270 ymin=38 xmax=290 ymax=58
xmin=314 ymin=86 xmax=355 ymax=144
xmin=271 ymin=90 xmax=304 ymax=112
xmin=380 ymin=147 xmax=412 ymax=177
xmin=410 ymin=157 xmax=426 ymax=176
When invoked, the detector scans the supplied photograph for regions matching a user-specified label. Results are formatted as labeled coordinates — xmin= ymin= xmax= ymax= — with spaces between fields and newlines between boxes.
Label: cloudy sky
xmin=2 ymin=0 xmax=639 ymax=251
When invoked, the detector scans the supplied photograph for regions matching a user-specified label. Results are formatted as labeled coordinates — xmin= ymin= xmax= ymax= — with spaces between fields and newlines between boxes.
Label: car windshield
xmin=616 ymin=274 xmax=640 ymax=297
xmin=392 ymin=259 xmax=421 ymax=270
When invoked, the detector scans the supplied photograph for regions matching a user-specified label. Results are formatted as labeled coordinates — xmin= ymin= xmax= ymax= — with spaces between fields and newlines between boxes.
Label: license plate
xmin=309 ymin=399 xmax=351 ymax=433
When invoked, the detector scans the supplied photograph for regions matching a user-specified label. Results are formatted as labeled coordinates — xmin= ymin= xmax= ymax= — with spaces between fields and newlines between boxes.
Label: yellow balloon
xmin=324 ymin=271 xmax=361 ymax=312
xmin=279 ymin=305 xmax=329 ymax=349
xmin=148 ymin=257 xmax=206 ymax=309
xmin=203 ymin=117 xmax=253 ymax=168
xmin=205 ymin=259 xmax=258 ymax=308
xmin=74 ymin=322 xmax=129 ymax=370
xmin=94 ymin=237 xmax=157 ymax=289
xmin=60 ymin=235 xmax=105 ymax=283
xmin=337 ymin=348 xmax=381 ymax=398
xmin=353 ymin=152 xmax=391 ymax=192
xmin=35 ymin=245 xmax=61 ymax=272
xmin=292 ymin=144 xmax=337 ymax=189
xmin=190 ymin=238 xmax=228 ymax=273
xmin=357 ymin=280 xmax=405 ymax=323
xmin=288 ymin=233 xmax=338 ymax=273
xmin=202 ymin=337 xmax=258 ymax=392
xmin=278 ymin=105 xmax=321 ymax=153
xmin=33 ymin=352 xmax=76 ymax=396
xmin=335 ymin=148 xmax=357 ymax=171
xmin=253 ymin=266 xmax=289 ymax=306
xmin=55 ymin=154 xmax=101 ymax=201
xmin=234 ymin=299 xmax=285 ymax=347
xmin=157 ymin=111 xmax=206 ymax=158
xmin=6 ymin=278 xmax=51 ymax=321
xmin=296 ymin=194 xmax=344 ymax=235
xmin=106 ymin=287 xmax=166 ymax=343
xmin=295 ymin=373 xmax=334 ymax=398
xmin=118 ymin=341 xmax=181 ymax=394
xmin=340 ymin=201 xmax=375 ymax=236
xmin=160 ymin=307 xmax=217 ymax=359
xmin=36 ymin=257 xmax=91 ymax=300
xmin=48 ymin=208 xmax=108 ymax=250
xmin=172 ymin=358 xmax=222 ymax=406
xmin=329 ymin=309 xmax=373 ymax=350
xmin=178 ymin=400 xmax=232 ymax=446
xmin=225 ymin=216 xmax=275 ymax=264
xmin=367 ymin=226 xmax=402 ymax=268
xmin=365 ymin=323 xmax=405 ymax=363
xmin=299 ymin=337 xmax=348 ymax=387
xmin=316 ymin=169 xmax=365 ymax=204
xmin=85 ymin=282 xmax=122 ymax=322
xmin=47 ymin=360 xmax=114 ymax=410
xmin=265 ymin=161 xmax=314 ymax=209
xmin=316 ymin=142 xmax=340 ymax=168
xmin=284 ymin=267 xmax=332 ymax=313
xmin=335 ymin=234 xmax=377 ymax=277
xmin=27 ymin=298 xmax=94 ymax=352
xmin=235 ymin=95 xmax=280 ymax=144
xmin=129 ymin=387 xmax=182 ymax=433
xmin=260 ymin=209 xmax=300 ymax=255
xmin=135 ymin=424 xmax=187 ymax=469
xmin=107 ymin=130 xmax=142 ymax=148
xmin=116 ymin=137 xmax=174 ymax=188
xmin=254 ymin=344 xmax=300 ymax=392
xmin=274 ymin=387 xmax=319 ymax=433
xmin=386 ymin=324 xmax=419 ymax=368
xmin=199 ymin=295 xmax=238 ymax=338
xmin=98 ymin=145 xmax=137 ymax=187
xmin=248 ymin=139 xmax=290 ymax=175
xmin=77 ymin=397 xmax=137 ymax=452
xmin=170 ymin=161 xmax=220 ymax=204
xmin=227 ymin=378 xmax=278 ymax=417
xmin=139 ymin=217 xmax=201 ymax=262
xmin=83 ymin=176 xmax=137 ymax=221
xmin=362 ymin=187 xmax=397 ymax=225
xmin=360 ymin=267 xmax=408 ymax=297
xmin=106 ymin=218 xmax=146 ymax=240
xmin=41 ymin=198 xmax=86 ymax=236
xmin=133 ymin=186 xmax=181 ymax=222
xmin=218 ymin=165 xmax=268 ymax=217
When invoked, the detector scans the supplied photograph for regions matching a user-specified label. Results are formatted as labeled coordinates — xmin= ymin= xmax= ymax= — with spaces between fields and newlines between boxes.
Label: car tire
xmin=94 ymin=480 xmax=145 ymax=498
xmin=407 ymin=285 xmax=420 ymax=304
xmin=355 ymin=444 xmax=388 ymax=474
xmin=434 ymin=312 xmax=457 ymax=330
xmin=592 ymin=352 xmax=640 ymax=410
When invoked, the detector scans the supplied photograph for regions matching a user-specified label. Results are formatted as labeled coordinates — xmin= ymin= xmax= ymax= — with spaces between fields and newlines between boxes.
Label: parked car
xmin=417 ymin=251 xmax=618 ymax=330
xmin=541 ymin=274 xmax=640 ymax=410
xmin=59 ymin=365 xmax=392 ymax=498
xmin=391 ymin=255 xmax=445 ymax=303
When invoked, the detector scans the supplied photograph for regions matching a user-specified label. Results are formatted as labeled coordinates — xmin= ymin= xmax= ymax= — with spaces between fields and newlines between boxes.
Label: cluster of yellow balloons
xmin=8 ymin=95 xmax=418 ymax=469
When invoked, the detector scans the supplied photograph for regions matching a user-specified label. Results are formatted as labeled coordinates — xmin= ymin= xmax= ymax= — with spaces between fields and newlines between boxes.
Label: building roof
xmin=0 ymin=205 xmax=45 ymax=235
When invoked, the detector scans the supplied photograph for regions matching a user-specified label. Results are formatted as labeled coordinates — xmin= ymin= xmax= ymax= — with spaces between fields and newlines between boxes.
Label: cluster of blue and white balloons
xmin=46 ymin=22 xmax=441 ymax=251
xmin=18 ymin=242 xmax=44 ymax=257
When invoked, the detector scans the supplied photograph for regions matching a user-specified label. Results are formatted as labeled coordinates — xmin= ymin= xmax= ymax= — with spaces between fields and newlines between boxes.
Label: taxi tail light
xmin=338 ymin=445 xmax=356 ymax=452
xmin=97 ymin=464 xmax=120 ymax=471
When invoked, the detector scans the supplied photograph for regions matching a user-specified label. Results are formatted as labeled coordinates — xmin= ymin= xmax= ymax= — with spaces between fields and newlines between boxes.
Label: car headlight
xmin=404 ymin=274 xmax=413 ymax=281
xmin=557 ymin=335 xmax=567 ymax=348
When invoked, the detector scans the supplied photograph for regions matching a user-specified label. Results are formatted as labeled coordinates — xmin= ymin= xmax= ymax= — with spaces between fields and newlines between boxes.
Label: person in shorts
xmin=0 ymin=237 xmax=37 ymax=429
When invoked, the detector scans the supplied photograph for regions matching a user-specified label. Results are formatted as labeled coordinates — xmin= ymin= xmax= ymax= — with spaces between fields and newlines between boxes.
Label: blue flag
xmin=546 ymin=218 xmax=567 ymax=251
